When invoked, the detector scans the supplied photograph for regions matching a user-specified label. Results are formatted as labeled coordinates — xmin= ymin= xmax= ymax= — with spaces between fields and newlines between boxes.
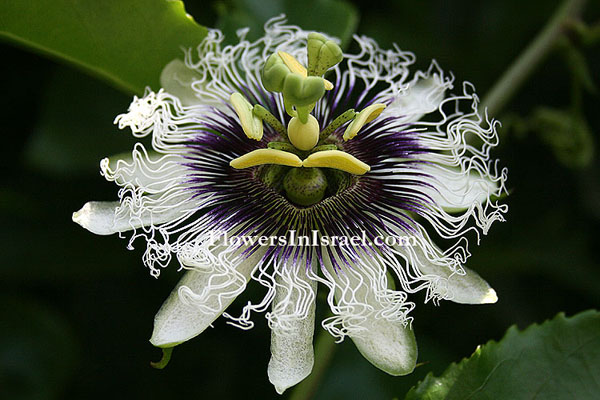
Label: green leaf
xmin=0 ymin=0 xmax=207 ymax=94
xmin=23 ymin=66 xmax=140 ymax=177
xmin=405 ymin=310 xmax=600 ymax=400
xmin=531 ymin=107 xmax=594 ymax=169
xmin=215 ymin=0 xmax=359 ymax=47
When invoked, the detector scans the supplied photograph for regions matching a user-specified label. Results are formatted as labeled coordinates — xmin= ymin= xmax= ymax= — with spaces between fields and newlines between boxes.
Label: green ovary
xmin=260 ymin=163 xmax=353 ymax=207
xmin=283 ymin=167 xmax=328 ymax=206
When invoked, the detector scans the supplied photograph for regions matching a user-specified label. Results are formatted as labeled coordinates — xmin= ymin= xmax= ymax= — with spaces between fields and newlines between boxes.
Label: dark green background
xmin=1 ymin=0 xmax=599 ymax=399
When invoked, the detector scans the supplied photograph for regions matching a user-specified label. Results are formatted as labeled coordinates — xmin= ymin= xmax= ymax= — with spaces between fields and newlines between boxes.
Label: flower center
xmin=228 ymin=32 xmax=387 ymax=206
xmin=257 ymin=163 xmax=354 ymax=207
xmin=256 ymin=127 xmax=355 ymax=207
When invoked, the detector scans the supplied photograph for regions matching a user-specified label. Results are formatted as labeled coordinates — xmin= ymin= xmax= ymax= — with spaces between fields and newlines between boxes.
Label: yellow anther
xmin=288 ymin=115 xmax=320 ymax=151
xmin=302 ymin=150 xmax=370 ymax=175
xmin=278 ymin=51 xmax=334 ymax=91
xmin=230 ymin=149 xmax=303 ymax=169
xmin=230 ymin=92 xmax=263 ymax=141
xmin=343 ymin=103 xmax=387 ymax=141
xmin=278 ymin=51 xmax=306 ymax=76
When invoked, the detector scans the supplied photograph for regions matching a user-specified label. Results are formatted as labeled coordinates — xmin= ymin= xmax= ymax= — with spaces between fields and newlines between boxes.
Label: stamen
xmin=278 ymin=51 xmax=307 ymax=76
xmin=268 ymin=142 xmax=298 ymax=153
xmin=253 ymin=105 xmax=287 ymax=138
xmin=302 ymin=150 xmax=370 ymax=175
xmin=343 ymin=103 xmax=386 ymax=141
xmin=230 ymin=149 xmax=303 ymax=169
xmin=309 ymin=144 xmax=338 ymax=154
xmin=230 ymin=93 xmax=263 ymax=141
xmin=320 ymin=109 xmax=356 ymax=140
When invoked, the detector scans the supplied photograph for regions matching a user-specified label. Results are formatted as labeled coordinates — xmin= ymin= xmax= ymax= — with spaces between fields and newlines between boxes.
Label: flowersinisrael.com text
xmin=208 ymin=230 xmax=417 ymax=247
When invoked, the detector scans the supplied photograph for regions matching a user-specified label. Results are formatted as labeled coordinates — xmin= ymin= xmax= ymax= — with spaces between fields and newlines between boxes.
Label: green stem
xmin=288 ymin=329 xmax=337 ymax=400
xmin=481 ymin=0 xmax=587 ymax=117
xmin=150 ymin=347 xmax=173 ymax=369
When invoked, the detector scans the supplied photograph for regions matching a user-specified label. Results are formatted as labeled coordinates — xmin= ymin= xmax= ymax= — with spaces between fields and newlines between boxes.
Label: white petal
xmin=160 ymin=59 xmax=203 ymax=107
xmin=425 ymin=264 xmax=497 ymax=304
xmin=412 ymin=245 xmax=497 ymax=304
xmin=72 ymin=193 xmax=193 ymax=235
xmin=268 ymin=324 xmax=315 ymax=394
xmin=319 ymin=249 xmax=417 ymax=375
xmin=419 ymin=163 xmax=498 ymax=212
xmin=268 ymin=268 xmax=317 ymax=394
xmin=380 ymin=66 xmax=451 ymax=124
xmin=150 ymin=247 xmax=265 ymax=347
xmin=101 ymin=144 xmax=187 ymax=193
xmin=72 ymin=201 xmax=122 ymax=235
xmin=160 ymin=59 xmax=228 ymax=110
xmin=351 ymin=318 xmax=417 ymax=376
